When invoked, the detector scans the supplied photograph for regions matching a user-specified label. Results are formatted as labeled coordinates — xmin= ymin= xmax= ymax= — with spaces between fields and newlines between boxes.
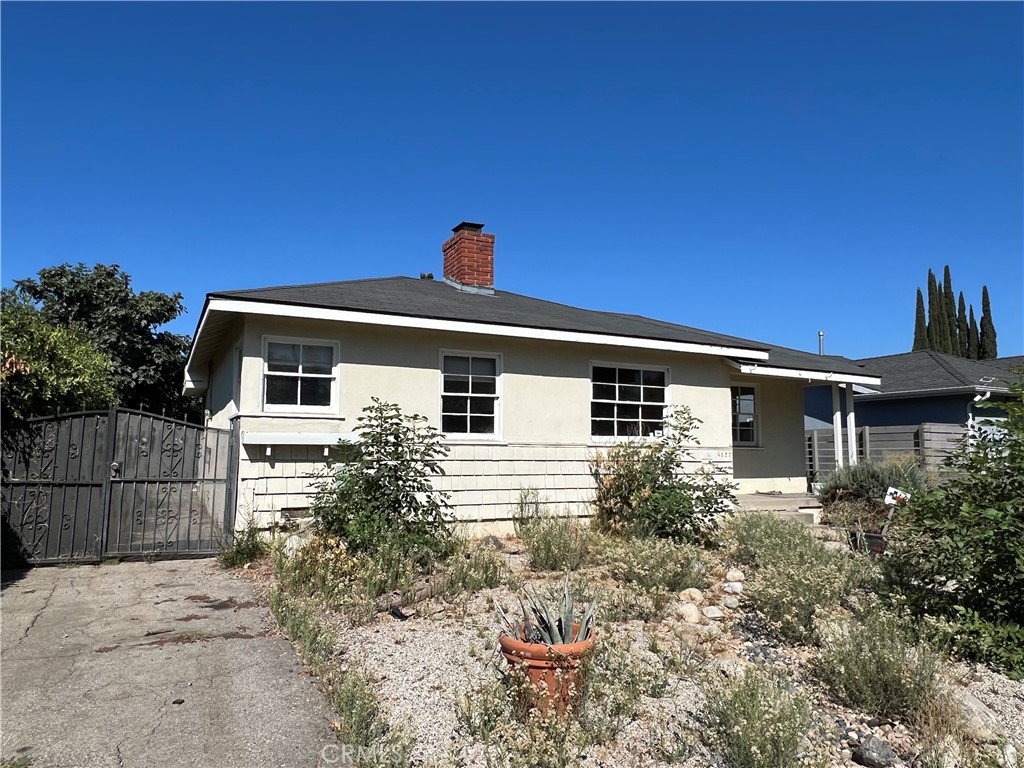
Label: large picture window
xmin=441 ymin=353 xmax=499 ymax=435
xmin=263 ymin=338 xmax=339 ymax=412
xmin=591 ymin=365 xmax=666 ymax=437
xmin=731 ymin=385 xmax=758 ymax=446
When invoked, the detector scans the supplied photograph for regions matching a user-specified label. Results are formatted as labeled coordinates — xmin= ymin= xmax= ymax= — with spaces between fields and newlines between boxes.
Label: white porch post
xmin=831 ymin=383 xmax=844 ymax=469
xmin=845 ymin=385 xmax=858 ymax=466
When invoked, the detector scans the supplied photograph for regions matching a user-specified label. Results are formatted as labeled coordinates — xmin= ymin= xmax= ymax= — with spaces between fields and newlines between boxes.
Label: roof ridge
xmin=213 ymin=275 xmax=412 ymax=295
xmin=926 ymin=350 xmax=975 ymax=387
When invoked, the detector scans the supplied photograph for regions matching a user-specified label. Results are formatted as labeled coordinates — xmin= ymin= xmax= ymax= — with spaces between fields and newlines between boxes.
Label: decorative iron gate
xmin=2 ymin=409 xmax=237 ymax=564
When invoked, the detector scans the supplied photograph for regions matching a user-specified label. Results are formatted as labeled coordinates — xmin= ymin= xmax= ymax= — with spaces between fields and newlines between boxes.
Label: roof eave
xmin=727 ymin=359 xmax=881 ymax=386
xmin=200 ymin=297 xmax=772 ymax=359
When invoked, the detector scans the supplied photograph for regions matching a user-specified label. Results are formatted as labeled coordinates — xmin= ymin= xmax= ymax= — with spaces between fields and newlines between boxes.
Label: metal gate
xmin=2 ymin=409 xmax=237 ymax=564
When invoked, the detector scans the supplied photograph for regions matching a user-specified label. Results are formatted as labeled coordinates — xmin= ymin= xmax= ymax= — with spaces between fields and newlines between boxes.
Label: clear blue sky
xmin=3 ymin=2 xmax=1022 ymax=358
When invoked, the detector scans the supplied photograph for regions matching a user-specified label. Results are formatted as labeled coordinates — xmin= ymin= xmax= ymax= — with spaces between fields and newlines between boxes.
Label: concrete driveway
xmin=2 ymin=559 xmax=336 ymax=768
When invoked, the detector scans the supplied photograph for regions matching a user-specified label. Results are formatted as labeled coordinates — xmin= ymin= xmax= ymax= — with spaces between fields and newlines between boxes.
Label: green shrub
xmin=443 ymin=539 xmax=509 ymax=594
xmin=724 ymin=512 xmax=819 ymax=568
xmin=703 ymin=667 xmax=816 ymax=768
xmin=886 ymin=377 xmax=1024 ymax=677
xmin=818 ymin=609 xmax=942 ymax=720
xmin=733 ymin=514 xmax=876 ymax=644
xmin=607 ymin=536 xmax=710 ymax=593
xmin=517 ymin=513 xmax=592 ymax=572
xmin=818 ymin=455 xmax=927 ymax=532
xmin=311 ymin=398 xmax=453 ymax=558
xmin=217 ymin=522 xmax=269 ymax=568
xmin=590 ymin=407 xmax=736 ymax=543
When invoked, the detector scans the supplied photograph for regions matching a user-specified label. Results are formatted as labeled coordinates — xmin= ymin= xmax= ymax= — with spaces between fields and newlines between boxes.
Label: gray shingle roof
xmin=854 ymin=350 xmax=1015 ymax=395
xmin=210 ymin=276 xmax=873 ymax=377
xmin=987 ymin=355 xmax=1024 ymax=372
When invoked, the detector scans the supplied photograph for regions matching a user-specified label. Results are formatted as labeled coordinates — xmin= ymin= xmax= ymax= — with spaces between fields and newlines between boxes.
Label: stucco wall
xmin=731 ymin=375 xmax=808 ymax=494
xmin=205 ymin=327 xmax=243 ymax=430
xmin=220 ymin=314 xmax=802 ymax=528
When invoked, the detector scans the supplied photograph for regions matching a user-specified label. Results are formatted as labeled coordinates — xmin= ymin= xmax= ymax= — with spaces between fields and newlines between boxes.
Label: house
xmin=805 ymin=350 xmax=1019 ymax=430
xmin=184 ymin=222 xmax=880 ymax=532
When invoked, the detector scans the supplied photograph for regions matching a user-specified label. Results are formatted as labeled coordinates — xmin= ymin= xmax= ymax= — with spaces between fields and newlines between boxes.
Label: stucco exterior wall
xmin=731 ymin=375 xmax=807 ymax=493
xmin=204 ymin=327 xmax=243 ymax=430
xmin=219 ymin=314 xmax=798 ymax=529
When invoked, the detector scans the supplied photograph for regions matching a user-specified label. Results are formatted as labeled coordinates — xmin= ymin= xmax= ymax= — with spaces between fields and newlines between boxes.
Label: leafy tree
xmin=310 ymin=399 xmax=452 ymax=558
xmin=968 ymin=306 xmax=980 ymax=360
xmin=942 ymin=265 xmax=958 ymax=354
xmin=980 ymin=285 xmax=998 ymax=360
xmin=889 ymin=374 xmax=1024 ymax=677
xmin=13 ymin=264 xmax=199 ymax=421
xmin=912 ymin=289 xmax=928 ymax=352
xmin=1 ymin=290 xmax=115 ymax=429
xmin=956 ymin=292 xmax=969 ymax=358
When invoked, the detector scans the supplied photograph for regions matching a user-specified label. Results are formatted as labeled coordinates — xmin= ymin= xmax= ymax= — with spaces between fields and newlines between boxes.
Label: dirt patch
xmin=185 ymin=594 xmax=212 ymax=602
xmin=184 ymin=595 xmax=258 ymax=610
xmin=95 ymin=646 xmax=119 ymax=653
xmin=175 ymin=614 xmax=206 ymax=622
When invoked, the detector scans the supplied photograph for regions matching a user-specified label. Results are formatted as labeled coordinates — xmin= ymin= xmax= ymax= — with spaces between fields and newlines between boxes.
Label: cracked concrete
xmin=2 ymin=560 xmax=337 ymax=767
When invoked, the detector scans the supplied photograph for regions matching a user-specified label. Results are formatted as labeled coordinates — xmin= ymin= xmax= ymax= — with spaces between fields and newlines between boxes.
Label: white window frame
xmin=730 ymin=383 xmax=759 ymax=447
xmin=261 ymin=336 xmax=341 ymax=415
xmin=589 ymin=361 xmax=670 ymax=442
xmin=439 ymin=350 xmax=502 ymax=441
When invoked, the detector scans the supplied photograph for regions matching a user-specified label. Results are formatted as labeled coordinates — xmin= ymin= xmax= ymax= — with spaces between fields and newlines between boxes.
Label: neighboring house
xmin=805 ymin=350 xmax=1019 ymax=430
xmin=184 ymin=222 xmax=879 ymax=531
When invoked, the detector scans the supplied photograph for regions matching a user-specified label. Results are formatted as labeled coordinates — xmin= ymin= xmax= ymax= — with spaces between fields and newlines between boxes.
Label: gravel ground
xmin=258 ymin=550 xmax=1024 ymax=768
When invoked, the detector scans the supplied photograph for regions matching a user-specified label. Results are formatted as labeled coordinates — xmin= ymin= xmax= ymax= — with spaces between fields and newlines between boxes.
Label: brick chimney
xmin=442 ymin=222 xmax=494 ymax=293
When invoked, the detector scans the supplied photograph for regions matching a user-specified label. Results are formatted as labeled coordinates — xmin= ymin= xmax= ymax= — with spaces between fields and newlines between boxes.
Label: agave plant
xmin=497 ymin=575 xmax=598 ymax=645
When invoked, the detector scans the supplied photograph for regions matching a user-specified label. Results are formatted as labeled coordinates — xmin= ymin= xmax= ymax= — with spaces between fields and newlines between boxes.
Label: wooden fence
xmin=806 ymin=423 xmax=965 ymax=481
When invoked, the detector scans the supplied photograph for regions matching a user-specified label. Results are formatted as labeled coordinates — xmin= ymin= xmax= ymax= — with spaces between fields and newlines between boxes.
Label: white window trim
xmin=261 ymin=335 xmax=342 ymax=415
xmin=589 ymin=361 xmax=671 ymax=443
xmin=730 ymin=382 xmax=759 ymax=448
xmin=438 ymin=349 xmax=503 ymax=442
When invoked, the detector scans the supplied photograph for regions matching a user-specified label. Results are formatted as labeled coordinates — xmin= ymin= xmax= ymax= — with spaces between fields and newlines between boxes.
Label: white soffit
xmin=197 ymin=298 xmax=774 ymax=359
xmin=728 ymin=360 xmax=882 ymax=387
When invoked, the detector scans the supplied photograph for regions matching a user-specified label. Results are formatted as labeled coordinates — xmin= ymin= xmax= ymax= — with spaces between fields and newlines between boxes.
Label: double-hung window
xmin=441 ymin=353 xmax=499 ymax=435
xmin=731 ymin=385 xmax=758 ymax=446
xmin=263 ymin=338 xmax=339 ymax=412
xmin=591 ymin=365 xmax=666 ymax=437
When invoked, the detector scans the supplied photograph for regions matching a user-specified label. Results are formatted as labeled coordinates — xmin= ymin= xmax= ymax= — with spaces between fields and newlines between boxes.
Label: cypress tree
xmin=980 ymin=285 xmax=998 ymax=359
xmin=926 ymin=270 xmax=940 ymax=351
xmin=942 ymin=266 xmax=958 ymax=355
xmin=956 ymin=292 xmax=969 ymax=358
xmin=912 ymin=288 xmax=928 ymax=351
xmin=968 ymin=305 xmax=979 ymax=360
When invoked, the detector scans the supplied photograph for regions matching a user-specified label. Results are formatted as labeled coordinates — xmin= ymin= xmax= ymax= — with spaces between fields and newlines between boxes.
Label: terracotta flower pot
xmin=499 ymin=623 xmax=596 ymax=713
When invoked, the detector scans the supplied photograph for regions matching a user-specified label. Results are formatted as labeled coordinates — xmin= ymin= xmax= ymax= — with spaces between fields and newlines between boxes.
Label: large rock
xmin=702 ymin=606 xmax=726 ymax=621
xmin=676 ymin=602 xmax=702 ymax=624
xmin=723 ymin=581 xmax=744 ymax=594
xmin=725 ymin=569 xmax=746 ymax=583
xmin=854 ymin=733 xmax=898 ymax=768
xmin=722 ymin=596 xmax=740 ymax=610
xmin=948 ymin=686 xmax=1005 ymax=744
xmin=679 ymin=588 xmax=704 ymax=604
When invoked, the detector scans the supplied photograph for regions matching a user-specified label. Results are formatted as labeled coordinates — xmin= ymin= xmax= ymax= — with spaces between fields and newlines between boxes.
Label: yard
xmin=235 ymin=512 xmax=1022 ymax=768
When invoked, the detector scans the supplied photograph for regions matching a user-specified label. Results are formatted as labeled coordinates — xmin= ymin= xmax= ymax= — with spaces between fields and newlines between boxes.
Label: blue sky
xmin=3 ymin=2 xmax=1022 ymax=358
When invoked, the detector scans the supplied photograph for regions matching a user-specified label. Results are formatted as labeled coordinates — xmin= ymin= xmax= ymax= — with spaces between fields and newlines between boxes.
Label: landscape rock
xmin=702 ymin=606 xmax=726 ymax=621
xmin=722 ymin=596 xmax=740 ymax=610
xmin=679 ymin=588 xmax=704 ymax=604
xmin=854 ymin=733 xmax=898 ymax=767
xmin=725 ymin=569 xmax=745 ymax=582
xmin=951 ymin=686 xmax=1006 ymax=744
xmin=676 ymin=603 xmax=702 ymax=624
xmin=723 ymin=581 xmax=744 ymax=595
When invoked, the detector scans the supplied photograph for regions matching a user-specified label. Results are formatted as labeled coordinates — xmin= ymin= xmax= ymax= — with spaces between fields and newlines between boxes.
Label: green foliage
xmin=817 ymin=455 xmax=927 ymax=533
xmin=1 ymin=290 xmax=115 ymax=428
xmin=497 ymin=575 xmax=598 ymax=645
xmin=818 ymin=610 xmax=942 ymax=720
xmin=703 ymin=667 xmax=817 ymax=768
xmin=957 ymin=292 xmax=969 ymax=358
xmin=217 ymin=523 xmax=269 ymax=568
xmin=311 ymin=399 xmax=453 ymax=558
xmin=887 ymin=378 xmax=1024 ymax=676
xmin=913 ymin=288 xmax=928 ymax=352
xmin=968 ymin=306 xmax=979 ymax=360
xmin=607 ymin=536 xmax=710 ymax=594
xmin=12 ymin=264 xmax=198 ymax=420
xmin=979 ymin=285 xmax=997 ymax=359
xmin=728 ymin=513 xmax=876 ymax=644
xmin=589 ymin=406 xmax=735 ymax=543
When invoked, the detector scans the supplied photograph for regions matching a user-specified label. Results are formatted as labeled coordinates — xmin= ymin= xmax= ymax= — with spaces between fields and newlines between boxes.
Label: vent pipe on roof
xmin=818 ymin=331 xmax=825 ymax=356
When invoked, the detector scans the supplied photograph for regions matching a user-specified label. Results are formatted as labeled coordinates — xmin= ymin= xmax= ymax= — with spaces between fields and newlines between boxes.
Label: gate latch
xmin=110 ymin=462 xmax=120 ymax=478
